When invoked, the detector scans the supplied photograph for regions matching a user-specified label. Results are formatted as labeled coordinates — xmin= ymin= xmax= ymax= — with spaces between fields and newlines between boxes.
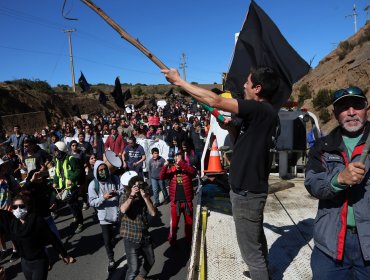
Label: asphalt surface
xmin=1 ymin=196 xmax=191 ymax=280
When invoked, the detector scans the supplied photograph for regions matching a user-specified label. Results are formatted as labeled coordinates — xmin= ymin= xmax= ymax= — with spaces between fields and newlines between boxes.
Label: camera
xmin=137 ymin=181 xmax=149 ymax=193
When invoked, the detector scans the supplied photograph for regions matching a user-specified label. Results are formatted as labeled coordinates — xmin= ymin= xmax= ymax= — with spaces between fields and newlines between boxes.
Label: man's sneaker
xmin=74 ymin=224 xmax=83 ymax=234
xmin=82 ymin=203 xmax=89 ymax=211
xmin=107 ymin=260 xmax=115 ymax=272
xmin=9 ymin=251 xmax=19 ymax=262
xmin=164 ymin=197 xmax=170 ymax=204
xmin=0 ymin=250 xmax=7 ymax=261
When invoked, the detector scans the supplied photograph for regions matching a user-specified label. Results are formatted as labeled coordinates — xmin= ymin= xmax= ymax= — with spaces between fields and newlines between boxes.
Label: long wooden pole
xmin=80 ymin=0 xmax=226 ymax=123
xmin=80 ymin=0 xmax=168 ymax=70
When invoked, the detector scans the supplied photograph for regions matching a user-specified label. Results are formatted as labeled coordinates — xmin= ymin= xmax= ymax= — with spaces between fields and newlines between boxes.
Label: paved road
xmin=1 ymin=196 xmax=191 ymax=280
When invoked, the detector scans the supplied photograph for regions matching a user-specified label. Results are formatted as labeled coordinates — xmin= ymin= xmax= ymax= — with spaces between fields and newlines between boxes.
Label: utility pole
xmin=365 ymin=5 xmax=370 ymax=21
xmin=179 ymin=53 xmax=187 ymax=81
xmin=63 ymin=28 xmax=76 ymax=92
xmin=346 ymin=4 xmax=358 ymax=33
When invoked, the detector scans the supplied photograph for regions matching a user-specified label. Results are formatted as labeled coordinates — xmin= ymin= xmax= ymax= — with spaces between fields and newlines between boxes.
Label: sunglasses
xmin=12 ymin=204 xmax=25 ymax=210
xmin=333 ymin=86 xmax=365 ymax=102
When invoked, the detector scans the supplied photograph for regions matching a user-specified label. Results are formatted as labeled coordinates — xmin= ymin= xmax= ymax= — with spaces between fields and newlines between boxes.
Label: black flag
xmin=111 ymin=77 xmax=125 ymax=108
xmin=78 ymin=72 xmax=91 ymax=93
xmin=136 ymin=99 xmax=145 ymax=109
xmin=225 ymin=0 xmax=310 ymax=109
xmin=71 ymin=104 xmax=81 ymax=118
xmin=112 ymin=77 xmax=122 ymax=98
xmin=98 ymin=91 xmax=108 ymax=105
xmin=123 ymin=89 xmax=132 ymax=102
xmin=165 ymin=88 xmax=174 ymax=97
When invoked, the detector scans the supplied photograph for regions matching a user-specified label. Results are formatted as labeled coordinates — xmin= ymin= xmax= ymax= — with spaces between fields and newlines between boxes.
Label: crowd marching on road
xmin=0 ymin=97 xmax=209 ymax=280
xmin=1 ymin=68 xmax=368 ymax=280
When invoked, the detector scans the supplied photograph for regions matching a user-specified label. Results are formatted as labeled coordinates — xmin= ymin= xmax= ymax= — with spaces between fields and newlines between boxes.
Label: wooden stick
xmin=359 ymin=133 xmax=370 ymax=163
xmin=80 ymin=0 xmax=226 ymax=123
xmin=80 ymin=0 xmax=168 ymax=70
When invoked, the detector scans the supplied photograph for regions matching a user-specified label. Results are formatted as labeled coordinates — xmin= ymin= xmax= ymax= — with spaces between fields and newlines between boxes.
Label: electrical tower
xmin=179 ymin=53 xmax=187 ymax=81
xmin=63 ymin=28 xmax=76 ymax=92
xmin=346 ymin=4 xmax=358 ymax=33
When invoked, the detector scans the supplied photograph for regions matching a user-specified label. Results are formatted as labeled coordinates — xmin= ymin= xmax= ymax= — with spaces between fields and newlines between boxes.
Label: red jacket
xmin=160 ymin=160 xmax=196 ymax=202
xmin=104 ymin=134 xmax=125 ymax=155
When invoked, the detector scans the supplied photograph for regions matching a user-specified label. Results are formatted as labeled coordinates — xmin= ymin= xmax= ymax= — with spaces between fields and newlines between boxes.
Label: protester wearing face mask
xmin=88 ymin=161 xmax=123 ymax=273
xmin=0 ymin=193 xmax=75 ymax=280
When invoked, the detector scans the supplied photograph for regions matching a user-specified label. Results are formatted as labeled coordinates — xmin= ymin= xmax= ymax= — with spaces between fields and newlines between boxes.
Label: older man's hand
xmin=337 ymin=162 xmax=366 ymax=185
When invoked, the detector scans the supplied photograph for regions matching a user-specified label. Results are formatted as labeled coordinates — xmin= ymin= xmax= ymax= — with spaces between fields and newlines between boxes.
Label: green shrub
xmin=319 ymin=108 xmax=331 ymax=123
xmin=297 ymin=83 xmax=312 ymax=107
xmin=11 ymin=79 xmax=54 ymax=93
xmin=312 ymin=89 xmax=332 ymax=109
xmin=338 ymin=40 xmax=354 ymax=61
xmin=133 ymin=86 xmax=143 ymax=96
xmin=358 ymin=26 xmax=370 ymax=45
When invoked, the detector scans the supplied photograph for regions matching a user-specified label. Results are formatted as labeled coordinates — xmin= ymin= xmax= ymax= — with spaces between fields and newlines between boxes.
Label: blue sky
xmin=0 ymin=0 xmax=369 ymax=87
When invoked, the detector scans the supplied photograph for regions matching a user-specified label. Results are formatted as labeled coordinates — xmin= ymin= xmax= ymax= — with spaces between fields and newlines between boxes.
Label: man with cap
xmin=305 ymin=86 xmax=370 ymax=278
xmin=53 ymin=141 xmax=84 ymax=234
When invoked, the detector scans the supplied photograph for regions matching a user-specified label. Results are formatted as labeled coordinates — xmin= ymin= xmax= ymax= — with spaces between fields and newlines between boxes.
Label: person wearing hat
xmin=160 ymin=151 xmax=196 ymax=246
xmin=305 ymin=86 xmax=370 ymax=278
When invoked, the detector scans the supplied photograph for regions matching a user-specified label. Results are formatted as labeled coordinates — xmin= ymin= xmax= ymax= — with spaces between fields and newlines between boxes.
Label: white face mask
xmin=13 ymin=207 xmax=28 ymax=220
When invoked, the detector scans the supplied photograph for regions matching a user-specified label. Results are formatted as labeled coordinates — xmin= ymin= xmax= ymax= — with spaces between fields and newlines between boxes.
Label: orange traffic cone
xmin=204 ymin=138 xmax=225 ymax=173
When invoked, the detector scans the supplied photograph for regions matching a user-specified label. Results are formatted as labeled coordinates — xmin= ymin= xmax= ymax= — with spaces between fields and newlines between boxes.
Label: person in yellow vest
xmin=53 ymin=141 xmax=84 ymax=234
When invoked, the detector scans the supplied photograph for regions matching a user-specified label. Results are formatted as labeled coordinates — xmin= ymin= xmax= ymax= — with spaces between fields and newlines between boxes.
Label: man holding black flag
xmin=162 ymin=1 xmax=310 ymax=278
xmin=162 ymin=66 xmax=279 ymax=279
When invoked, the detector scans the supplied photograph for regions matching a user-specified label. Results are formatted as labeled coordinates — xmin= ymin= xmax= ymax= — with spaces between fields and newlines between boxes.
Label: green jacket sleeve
xmin=67 ymin=156 xmax=82 ymax=182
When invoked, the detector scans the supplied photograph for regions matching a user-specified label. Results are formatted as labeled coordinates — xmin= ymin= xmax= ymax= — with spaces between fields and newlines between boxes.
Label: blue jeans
xmin=45 ymin=216 xmax=60 ymax=240
xmin=151 ymin=178 xmax=169 ymax=204
xmin=311 ymin=228 xmax=370 ymax=280
xmin=230 ymin=190 xmax=269 ymax=280
xmin=123 ymin=237 xmax=155 ymax=280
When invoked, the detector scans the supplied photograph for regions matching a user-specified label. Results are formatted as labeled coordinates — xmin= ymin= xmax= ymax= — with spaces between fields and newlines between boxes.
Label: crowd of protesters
xmin=0 ymin=97 xmax=210 ymax=279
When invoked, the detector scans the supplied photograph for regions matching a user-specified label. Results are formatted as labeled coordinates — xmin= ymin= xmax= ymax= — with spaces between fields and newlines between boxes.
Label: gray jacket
xmin=88 ymin=160 xmax=123 ymax=225
xmin=305 ymin=123 xmax=370 ymax=261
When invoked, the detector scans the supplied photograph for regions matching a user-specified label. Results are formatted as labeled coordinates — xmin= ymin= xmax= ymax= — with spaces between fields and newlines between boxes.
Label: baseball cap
xmin=332 ymin=86 xmax=367 ymax=105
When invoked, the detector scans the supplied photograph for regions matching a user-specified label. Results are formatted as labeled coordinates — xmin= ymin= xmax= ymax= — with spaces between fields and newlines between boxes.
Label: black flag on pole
xmin=78 ymin=71 xmax=91 ymax=93
xmin=111 ymin=76 xmax=125 ymax=108
xmin=123 ymin=89 xmax=132 ymax=102
xmin=224 ymin=0 xmax=310 ymax=109
xmin=98 ymin=91 xmax=108 ymax=105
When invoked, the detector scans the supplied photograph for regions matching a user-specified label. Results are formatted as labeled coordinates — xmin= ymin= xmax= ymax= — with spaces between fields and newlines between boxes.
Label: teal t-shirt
xmin=331 ymin=134 xmax=362 ymax=227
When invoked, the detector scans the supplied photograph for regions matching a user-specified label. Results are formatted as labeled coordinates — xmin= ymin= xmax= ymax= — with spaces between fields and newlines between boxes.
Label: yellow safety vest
xmin=55 ymin=156 xmax=75 ymax=190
